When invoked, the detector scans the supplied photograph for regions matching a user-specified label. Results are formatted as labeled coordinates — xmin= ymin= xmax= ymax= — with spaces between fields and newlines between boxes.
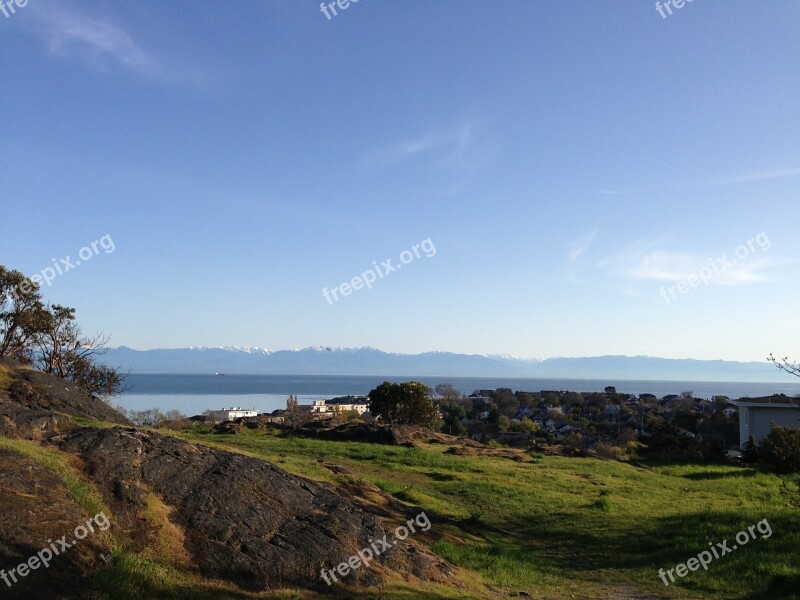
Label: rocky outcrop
xmin=0 ymin=449 xmax=112 ymax=600
xmin=280 ymin=421 xmax=461 ymax=447
xmin=0 ymin=358 xmax=130 ymax=427
xmin=53 ymin=427 xmax=451 ymax=591
xmin=0 ymin=362 xmax=454 ymax=596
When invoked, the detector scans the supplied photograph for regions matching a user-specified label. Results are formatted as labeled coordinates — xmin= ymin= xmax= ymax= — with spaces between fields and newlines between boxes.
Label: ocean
xmin=115 ymin=373 xmax=800 ymax=416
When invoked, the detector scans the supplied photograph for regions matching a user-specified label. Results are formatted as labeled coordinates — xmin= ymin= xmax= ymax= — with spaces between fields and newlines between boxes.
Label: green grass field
xmin=6 ymin=421 xmax=798 ymax=599
xmin=172 ymin=426 xmax=800 ymax=599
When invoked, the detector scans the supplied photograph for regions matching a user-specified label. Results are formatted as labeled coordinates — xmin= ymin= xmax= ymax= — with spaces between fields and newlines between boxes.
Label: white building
xmin=309 ymin=398 xmax=369 ymax=415
xmin=207 ymin=407 xmax=258 ymax=423
xmin=730 ymin=396 xmax=800 ymax=448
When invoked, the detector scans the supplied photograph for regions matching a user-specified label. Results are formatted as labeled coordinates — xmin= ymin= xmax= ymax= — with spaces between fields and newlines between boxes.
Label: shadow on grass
xmin=681 ymin=469 xmax=761 ymax=480
xmin=462 ymin=509 xmax=800 ymax=597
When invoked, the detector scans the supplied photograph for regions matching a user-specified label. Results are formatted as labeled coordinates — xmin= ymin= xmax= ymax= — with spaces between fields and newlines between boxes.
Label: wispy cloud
xmin=29 ymin=4 xmax=199 ymax=84
xmin=591 ymin=165 xmax=800 ymax=196
xmin=568 ymin=229 xmax=599 ymax=262
xmin=598 ymin=242 xmax=783 ymax=286
xmin=362 ymin=122 xmax=476 ymax=168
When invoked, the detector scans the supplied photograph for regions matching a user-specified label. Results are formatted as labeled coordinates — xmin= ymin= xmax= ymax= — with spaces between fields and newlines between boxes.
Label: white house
xmin=207 ymin=407 xmax=258 ymax=423
xmin=309 ymin=398 xmax=369 ymax=415
xmin=730 ymin=396 xmax=800 ymax=448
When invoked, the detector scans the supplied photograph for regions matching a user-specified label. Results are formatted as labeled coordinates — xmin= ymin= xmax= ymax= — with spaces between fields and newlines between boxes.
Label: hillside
xmin=0 ymin=362 xmax=456 ymax=599
xmin=1 ymin=361 xmax=799 ymax=599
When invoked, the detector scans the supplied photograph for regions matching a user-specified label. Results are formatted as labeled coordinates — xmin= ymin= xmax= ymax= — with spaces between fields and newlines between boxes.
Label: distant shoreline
xmin=115 ymin=373 xmax=800 ymax=416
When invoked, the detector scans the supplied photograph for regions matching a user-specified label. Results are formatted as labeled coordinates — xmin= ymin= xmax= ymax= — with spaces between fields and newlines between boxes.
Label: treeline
xmin=0 ymin=265 xmax=124 ymax=398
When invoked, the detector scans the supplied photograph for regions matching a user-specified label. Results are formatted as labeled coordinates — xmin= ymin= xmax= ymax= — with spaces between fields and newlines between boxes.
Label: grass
xmin=0 ymin=362 xmax=14 ymax=391
xmin=6 ymin=420 xmax=799 ymax=598
xmin=0 ymin=435 xmax=107 ymax=518
xmin=172 ymin=426 xmax=800 ymax=599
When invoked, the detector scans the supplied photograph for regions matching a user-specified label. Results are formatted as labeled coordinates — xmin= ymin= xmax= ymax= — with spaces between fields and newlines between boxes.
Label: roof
xmin=730 ymin=395 xmax=800 ymax=409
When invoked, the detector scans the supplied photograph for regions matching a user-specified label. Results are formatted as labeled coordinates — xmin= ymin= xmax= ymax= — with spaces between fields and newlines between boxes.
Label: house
xmin=722 ymin=406 xmax=737 ymax=419
xmin=308 ymin=396 xmax=369 ymax=415
xmin=730 ymin=396 xmax=800 ymax=448
xmin=514 ymin=407 xmax=535 ymax=420
xmin=207 ymin=407 xmax=258 ymax=423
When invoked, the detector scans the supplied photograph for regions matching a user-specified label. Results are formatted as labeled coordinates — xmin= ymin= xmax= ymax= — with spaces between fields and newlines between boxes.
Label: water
xmin=116 ymin=373 xmax=800 ymax=416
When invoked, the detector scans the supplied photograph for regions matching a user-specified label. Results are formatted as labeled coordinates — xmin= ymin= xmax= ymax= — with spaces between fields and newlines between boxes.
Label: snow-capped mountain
xmin=98 ymin=346 xmax=790 ymax=382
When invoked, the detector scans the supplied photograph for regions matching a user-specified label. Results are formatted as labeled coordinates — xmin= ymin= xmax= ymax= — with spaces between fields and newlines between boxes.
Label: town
xmin=198 ymin=385 xmax=800 ymax=463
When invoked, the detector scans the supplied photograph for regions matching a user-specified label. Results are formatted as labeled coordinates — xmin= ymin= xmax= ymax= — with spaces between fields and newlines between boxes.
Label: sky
xmin=1 ymin=0 xmax=798 ymax=362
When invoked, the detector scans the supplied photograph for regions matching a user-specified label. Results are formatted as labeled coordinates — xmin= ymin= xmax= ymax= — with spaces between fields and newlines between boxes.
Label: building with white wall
xmin=730 ymin=396 xmax=800 ymax=447
xmin=207 ymin=407 xmax=258 ymax=423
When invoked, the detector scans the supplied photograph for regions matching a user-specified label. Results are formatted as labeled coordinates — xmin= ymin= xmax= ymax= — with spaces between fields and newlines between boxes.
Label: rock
xmin=0 ymin=449 xmax=112 ymax=600
xmin=0 ymin=362 xmax=453 ymax=594
xmin=54 ymin=426 xmax=452 ymax=591
xmin=0 ymin=358 xmax=129 ymax=427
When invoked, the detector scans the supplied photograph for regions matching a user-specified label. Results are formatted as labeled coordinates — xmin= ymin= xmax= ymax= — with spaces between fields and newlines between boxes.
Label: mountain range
xmin=98 ymin=346 xmax=792 ymax=382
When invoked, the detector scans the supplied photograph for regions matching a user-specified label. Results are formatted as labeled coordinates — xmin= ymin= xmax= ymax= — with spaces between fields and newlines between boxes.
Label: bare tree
xmin=34 ymin=304 xmax=125 ymax=398
xmin=769 ymin=354 xmax=800 ymax=378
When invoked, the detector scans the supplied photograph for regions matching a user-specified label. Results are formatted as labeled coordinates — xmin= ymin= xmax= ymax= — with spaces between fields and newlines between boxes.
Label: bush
xmin=742 ymin=433 xmax=760 ymax=463
xmin=562 ymin=432 xmax=584 ymax=454
xmin=592 ymin=442 xmax=628 ymax=461
xmin=760 ymin=427 xmax=800 ymax=472
xmin=592 ymin=491 xmax=611 ymax=511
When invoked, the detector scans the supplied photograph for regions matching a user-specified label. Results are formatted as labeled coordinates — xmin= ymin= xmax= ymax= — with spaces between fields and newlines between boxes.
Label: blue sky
xmin=1 ymin=0 xmax=798 ymax=362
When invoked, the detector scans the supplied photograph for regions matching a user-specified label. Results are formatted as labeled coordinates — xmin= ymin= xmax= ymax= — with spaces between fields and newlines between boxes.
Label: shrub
xmin=592 ymin=442 xmax=628 ymax=461
xmin=760 ymin=427 xmax=800 ymax=472
xmin=592 ymin=491 xmax=611 ymax=512
xmin=742 ymin=433 xmax=760 ymax=463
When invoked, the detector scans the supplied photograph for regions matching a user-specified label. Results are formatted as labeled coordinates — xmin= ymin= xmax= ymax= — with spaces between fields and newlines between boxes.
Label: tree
xmin=368 ymin=381 xmax=438 ymax=427
xmin=284 ymin=395 xmax=311 ymax=429
xmin=0 ymin=267 xmax=50 ymax=361
xmin=434 ymin=383 xmax=461 ymax=404
xmin=125 ymin=408 xmax=167 ymax=427
xmin=742 ymin=434 xmax=760 ymax=463
xmin=440 ymin=401 xmax=467 ymax=435
xmin=33 ymin=304 xmax=125 ymax=398
xmin=768 ymin=354 xmax=800 ymax=378
xmin=515 ymin=417 xmax=540 ymax=434
xmin=0 ymin=265 xmax=125 ymax=398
